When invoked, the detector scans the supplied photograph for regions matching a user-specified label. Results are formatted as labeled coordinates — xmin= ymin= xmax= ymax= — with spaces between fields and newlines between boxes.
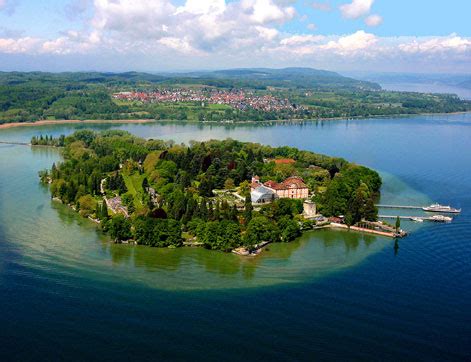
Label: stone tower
xmin=303 ymin=200 xmax=317 ymax=218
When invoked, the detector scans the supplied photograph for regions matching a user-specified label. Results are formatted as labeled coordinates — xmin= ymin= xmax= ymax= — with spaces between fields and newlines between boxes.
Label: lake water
xmin=380 ymin=82 xmax=471 ymax=100
xmin=1 ymin=114 xmax=470 ymax=360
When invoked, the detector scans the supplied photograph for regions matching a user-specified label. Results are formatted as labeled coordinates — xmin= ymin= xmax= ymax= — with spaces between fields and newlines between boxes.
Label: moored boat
xmin=422 ymin=203 xmax=461 ymax=213
xmin=429 ymin=215 xmax=453 ymax=223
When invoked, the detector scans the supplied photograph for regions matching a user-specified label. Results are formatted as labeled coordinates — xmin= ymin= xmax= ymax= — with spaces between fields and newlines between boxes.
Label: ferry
xmin=429 ymin=215 xmax=453 ymax=223
xmin=422 ymin=203 xmax=461 ymax=214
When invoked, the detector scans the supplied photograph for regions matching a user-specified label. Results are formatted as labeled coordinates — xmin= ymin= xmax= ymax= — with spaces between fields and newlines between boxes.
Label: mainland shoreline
xmin=0 ymin=111 xmax=470 ymax=130
xmin=0 ymin=119 xmax=156 ymax=130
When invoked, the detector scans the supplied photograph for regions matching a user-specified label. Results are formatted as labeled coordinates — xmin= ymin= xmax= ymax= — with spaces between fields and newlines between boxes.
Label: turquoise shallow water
xmin=0 ymin=114 xmax=470 ymax=360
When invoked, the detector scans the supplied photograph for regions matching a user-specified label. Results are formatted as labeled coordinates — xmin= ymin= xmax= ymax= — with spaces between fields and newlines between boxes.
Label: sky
xmin=0 ymin=0 xmax=470 ymax=73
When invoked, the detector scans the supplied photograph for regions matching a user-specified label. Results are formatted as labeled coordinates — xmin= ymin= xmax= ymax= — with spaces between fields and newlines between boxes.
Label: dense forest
xmin=39 ymin=130 xmax=381 ymax=252
xmin=2 ymin=69 xmax=471 ymax=124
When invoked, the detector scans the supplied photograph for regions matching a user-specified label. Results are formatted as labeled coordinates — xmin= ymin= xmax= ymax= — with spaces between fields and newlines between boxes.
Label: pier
xmin=376 ymin=204 xmax=422 ymax=210
xmin=378 ymin=215 xmax=452 ymax=222
xmin=0 ymin=141 xmax=31 ymax=146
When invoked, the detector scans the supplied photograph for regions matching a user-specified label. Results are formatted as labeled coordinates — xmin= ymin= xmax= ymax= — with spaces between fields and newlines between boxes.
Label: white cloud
xmin=399 ymin=34 xmax=471 ymax=54
xmin=175 ymin=0 xmax=225 ymax=15
xmin=248 ymin=0 xmax=296 ymax=24
xmin=158 ymin=37 xmax=202 ymax=55
xmin=280 ymin=34 xmax=325 ymax=46
xmin=320 ymin=30 xmax=378 ymax=54
xmin=92 ymin=0 xmax=176 ymax=37
xmin=83 ymin=0 xmax=297 ymax=55
xmin=0 ymin=1 xmax=470 ymax=72
xmin=38 ymin=30 xmax=101 ymax=55
xmin=256 ymin=26 xmax=279 ymax=40
xmin=340 ymin=0 xmax=374 ymax=19
xmin=0 ymin=37 xmax=40 ymax=53
xmin=365 ymin=14 xmax=382 ymax=27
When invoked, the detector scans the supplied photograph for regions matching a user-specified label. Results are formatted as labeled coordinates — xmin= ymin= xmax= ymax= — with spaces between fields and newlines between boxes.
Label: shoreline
xmin=1 ymin=110 xmax=470 ymax=130
xmin=0 ymin=119 xmax=157 ymax=130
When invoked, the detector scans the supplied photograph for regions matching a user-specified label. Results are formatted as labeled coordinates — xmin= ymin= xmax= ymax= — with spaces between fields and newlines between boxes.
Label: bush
xmin=77 ymin=194 xmax=96 ymax=217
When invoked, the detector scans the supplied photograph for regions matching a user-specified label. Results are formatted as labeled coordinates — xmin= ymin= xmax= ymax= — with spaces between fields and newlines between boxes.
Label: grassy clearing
xmin=123 ymin=173 xmax=146 ymax=208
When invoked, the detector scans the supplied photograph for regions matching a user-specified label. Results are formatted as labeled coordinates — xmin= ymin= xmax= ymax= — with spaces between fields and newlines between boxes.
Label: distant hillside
xmin=458 ymin=79 xmax=471 ymax=90
xmin=165 ymin=67 xmax=381 ymax=91
xmin=0 ymin=68 xmax=380 ymax=91
xmin=0 ymin=71 xmax=168 ymax=87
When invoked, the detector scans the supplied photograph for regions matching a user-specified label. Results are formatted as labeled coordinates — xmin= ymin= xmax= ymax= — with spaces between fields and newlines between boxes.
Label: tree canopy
xmin=41 ymin=130 xmax=382 ymax=251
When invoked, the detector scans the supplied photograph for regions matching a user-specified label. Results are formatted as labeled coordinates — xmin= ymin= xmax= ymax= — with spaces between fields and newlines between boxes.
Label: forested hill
xmin=161 ymin=67 xmax=381 ymax=91
xmin=0 ymin=71 xmax=168 ymax=87
xmin=0 ymin=67 xmax=378 ymax=90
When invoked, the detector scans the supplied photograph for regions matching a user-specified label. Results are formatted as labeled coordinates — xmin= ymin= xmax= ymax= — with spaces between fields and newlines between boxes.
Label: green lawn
xmin=123 ymin=173 xmax=146 ymax=208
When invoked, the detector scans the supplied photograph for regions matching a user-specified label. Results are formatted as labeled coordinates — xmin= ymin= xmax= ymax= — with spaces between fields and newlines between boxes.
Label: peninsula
xmin=38 ymin=130 xmax=394 ymax=253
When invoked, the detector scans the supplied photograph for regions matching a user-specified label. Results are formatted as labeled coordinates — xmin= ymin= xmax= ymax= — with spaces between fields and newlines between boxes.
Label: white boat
xmin=429 ymin=215 xmax=453 ymax=223
xmin=422 ymin=203 xmax=461 ymax=214
xmin=411 ymin=217 xmax=424 ymax=223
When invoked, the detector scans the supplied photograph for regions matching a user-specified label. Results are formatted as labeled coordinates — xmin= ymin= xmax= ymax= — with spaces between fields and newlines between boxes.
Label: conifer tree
xmin=100 ymin=200 xmax=109 ymax=220
xmin=230 ymin=204 xmax=239 ymax=222
xmin=214 ymin=201 xmax=221 ymax=221
xmin=395 ymin=216 xmax=401 ymax=233
xmin=244 ymin=195 xmax=253 ymax=223
xmin=142 ymin=177 xmax=149 ymax=191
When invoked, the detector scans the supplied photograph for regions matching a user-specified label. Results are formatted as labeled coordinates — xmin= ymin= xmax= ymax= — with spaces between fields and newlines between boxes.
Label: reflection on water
xmin=102 ymin=228 xmax=386 ymax=290
xmin=394 ymin=239 xmax=400 ymax=256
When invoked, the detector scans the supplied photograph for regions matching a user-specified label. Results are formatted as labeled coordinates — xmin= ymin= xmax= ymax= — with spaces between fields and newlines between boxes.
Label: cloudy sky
xmin=0 ymin=0 xmax=470 ymax=73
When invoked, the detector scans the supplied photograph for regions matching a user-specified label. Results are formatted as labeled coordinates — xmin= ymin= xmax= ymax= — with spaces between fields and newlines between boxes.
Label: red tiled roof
xmin=264 ymin=180 xmax=279 ymax=189
xmin=274 ymin=158 xmax=296 ymax=165
xmin=264 ymin=176 xmax=307 ymax=190
xmin=280 ymin=176 xmax=307 ymax=189
xmin=250 ymin=182 xmax=260 ymax=189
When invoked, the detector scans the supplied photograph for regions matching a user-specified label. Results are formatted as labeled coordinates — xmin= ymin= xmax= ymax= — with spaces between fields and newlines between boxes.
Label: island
xmin=2 ymin=68 xmax=471 ymax=126
xmin=38 ymin=130 xmax=404 ymax=254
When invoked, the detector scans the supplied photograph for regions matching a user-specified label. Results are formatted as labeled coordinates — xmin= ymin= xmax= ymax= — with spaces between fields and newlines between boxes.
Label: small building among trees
xmin=303 ymin=200 xmax=317 ymax=218
xmin=251 ymin=185 xmax=277 ymax=204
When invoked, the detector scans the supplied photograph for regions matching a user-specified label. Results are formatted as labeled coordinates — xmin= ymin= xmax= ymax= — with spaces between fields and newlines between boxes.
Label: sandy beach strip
xmin=0 ymin=119 xmax=156 ymax=130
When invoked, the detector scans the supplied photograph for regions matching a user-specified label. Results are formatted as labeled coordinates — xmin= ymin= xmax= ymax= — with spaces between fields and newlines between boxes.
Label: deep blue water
xmin=1 ymin=114 xmax=470 ymax=360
